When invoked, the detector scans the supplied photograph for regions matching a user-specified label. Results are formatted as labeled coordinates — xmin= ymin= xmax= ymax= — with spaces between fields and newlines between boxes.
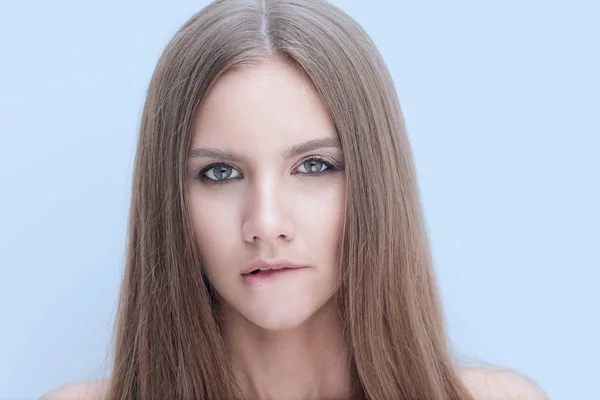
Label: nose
xmin=241 ymin=175 xmax=295 ymax=247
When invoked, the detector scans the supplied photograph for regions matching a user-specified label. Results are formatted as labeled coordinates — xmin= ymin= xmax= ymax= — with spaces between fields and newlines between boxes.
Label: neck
xmin=222 ymin=300 xmax=361 ymax=400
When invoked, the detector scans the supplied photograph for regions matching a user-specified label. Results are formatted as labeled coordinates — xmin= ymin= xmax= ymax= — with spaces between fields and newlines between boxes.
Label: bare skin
xmin=188 ymin=60 xmax=349 ymax=399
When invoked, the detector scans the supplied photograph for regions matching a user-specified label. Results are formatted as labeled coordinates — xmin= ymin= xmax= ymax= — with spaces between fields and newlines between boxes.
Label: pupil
xmin=215 ymin=166 xmax=232 ymax=180
xmin=305 ymin=160 xmax=322 ymax=173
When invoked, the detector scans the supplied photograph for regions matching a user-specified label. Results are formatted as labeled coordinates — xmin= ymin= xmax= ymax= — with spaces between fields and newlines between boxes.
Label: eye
xmin=295 ymin=157 xmax=334 ymax=174
xmin=201 ymin=163 xmax=242 ymax=182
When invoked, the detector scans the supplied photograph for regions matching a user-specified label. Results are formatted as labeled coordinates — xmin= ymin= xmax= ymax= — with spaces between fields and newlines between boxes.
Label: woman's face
xmin=187 ymin=60 xmax=346 ymax=330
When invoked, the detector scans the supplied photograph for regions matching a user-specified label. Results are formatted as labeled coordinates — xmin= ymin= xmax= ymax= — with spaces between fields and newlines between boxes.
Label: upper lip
xmin=241 ymin=259 xmax=308 ymax=275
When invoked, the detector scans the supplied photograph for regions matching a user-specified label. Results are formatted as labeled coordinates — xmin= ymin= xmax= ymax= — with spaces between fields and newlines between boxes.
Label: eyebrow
xmin=188 ymin=137 xmax=342 ymax=162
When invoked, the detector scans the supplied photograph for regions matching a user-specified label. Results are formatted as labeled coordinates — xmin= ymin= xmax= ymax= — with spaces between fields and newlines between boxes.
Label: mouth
xmin=240 ymin=259 xmax=307 ymax=275
xmin=243 ymin=265 xmax=299 ymax=275
xmin=240 ymin=259 xmax=308 ymax=287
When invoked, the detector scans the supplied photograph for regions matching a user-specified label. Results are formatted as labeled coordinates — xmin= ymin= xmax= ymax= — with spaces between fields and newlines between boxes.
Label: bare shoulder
xmin=39 ymin=379 xmax=109 ymax=400
xmin=458 ymin=366 xmax=549 ymax=400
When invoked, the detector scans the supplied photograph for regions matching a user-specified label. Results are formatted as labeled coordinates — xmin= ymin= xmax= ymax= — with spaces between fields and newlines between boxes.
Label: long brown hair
xmin=106 ymin=0 xmax=474 ymax=398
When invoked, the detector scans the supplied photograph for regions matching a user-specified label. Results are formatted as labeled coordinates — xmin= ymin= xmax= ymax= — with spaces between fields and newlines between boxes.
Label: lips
xmin=240 ymin=259 xmax=307 ymax=275
xmin=240 ymin=259 xmax=308 ymax=287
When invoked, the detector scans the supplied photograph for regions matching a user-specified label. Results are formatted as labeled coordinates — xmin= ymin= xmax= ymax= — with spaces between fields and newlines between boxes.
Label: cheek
xmin=295 ymin=179 xmax=346 ymax=256
xmin=189 ymin=191 xmax=240 ymax=265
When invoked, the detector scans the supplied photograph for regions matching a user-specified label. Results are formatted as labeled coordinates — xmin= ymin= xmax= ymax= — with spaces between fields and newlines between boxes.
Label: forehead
xmin=192 ymin=61 xmax=337 ymax=149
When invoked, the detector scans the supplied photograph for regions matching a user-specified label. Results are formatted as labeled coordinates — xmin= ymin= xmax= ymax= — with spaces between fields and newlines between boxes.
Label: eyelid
xmin=293 ymin=155 xmax=341 ymax=171
xmin=199 ymin=161 xmax=243 ymax=174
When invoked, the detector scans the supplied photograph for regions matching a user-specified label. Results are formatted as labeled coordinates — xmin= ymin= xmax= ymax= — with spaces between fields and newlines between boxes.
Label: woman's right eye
xmin=200 ymin=164 xmax=242 ymax=182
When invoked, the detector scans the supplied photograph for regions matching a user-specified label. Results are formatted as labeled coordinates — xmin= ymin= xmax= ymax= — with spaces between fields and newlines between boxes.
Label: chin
xmin=244 ymin=302 xmax=318 ymax=331
xmin=215 ymin=276 xmax=338 ymax=332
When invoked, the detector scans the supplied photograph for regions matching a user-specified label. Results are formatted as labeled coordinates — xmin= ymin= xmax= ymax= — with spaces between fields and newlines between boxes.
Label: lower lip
xmin=241 ymin=267 xmax=306 ymax=287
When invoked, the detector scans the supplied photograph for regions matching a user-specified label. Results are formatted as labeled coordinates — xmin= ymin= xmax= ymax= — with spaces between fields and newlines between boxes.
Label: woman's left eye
xmin=296 ymin=158 xmax=331 ymax=174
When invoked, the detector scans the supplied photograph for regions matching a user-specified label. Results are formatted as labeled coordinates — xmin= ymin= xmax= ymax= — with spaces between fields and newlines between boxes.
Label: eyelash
xmin=196 ymin=156 xmax=343 ymax=185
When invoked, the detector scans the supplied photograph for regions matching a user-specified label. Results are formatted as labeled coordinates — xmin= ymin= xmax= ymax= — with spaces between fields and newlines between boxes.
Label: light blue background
xmin=1 ymin=1 xmax=598 ymax=399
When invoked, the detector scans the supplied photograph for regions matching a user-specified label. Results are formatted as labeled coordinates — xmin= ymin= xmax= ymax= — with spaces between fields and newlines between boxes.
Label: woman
xmin=41 ymin=0 xmax=547 ymax=398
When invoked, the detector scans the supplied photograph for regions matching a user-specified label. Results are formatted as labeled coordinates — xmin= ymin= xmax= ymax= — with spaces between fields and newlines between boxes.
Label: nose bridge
xmin=242 ymin=172 xmax=293 ymax=244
